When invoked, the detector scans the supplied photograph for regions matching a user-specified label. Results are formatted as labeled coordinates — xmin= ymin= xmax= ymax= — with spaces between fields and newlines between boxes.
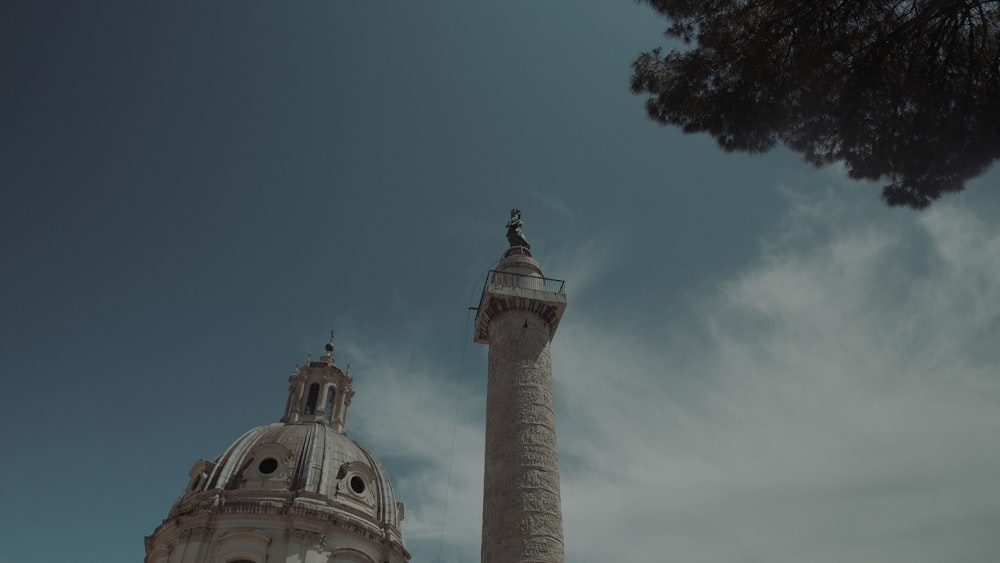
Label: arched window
xmin=304 ymin=383 xmax=320 ymax=415
xmin=325 ymin=387 xmax=336 ymax=423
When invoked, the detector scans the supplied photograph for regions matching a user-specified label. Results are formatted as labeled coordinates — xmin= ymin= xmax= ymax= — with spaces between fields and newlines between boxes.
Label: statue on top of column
xmin=505 ymin=208 xmax=531 ymax=249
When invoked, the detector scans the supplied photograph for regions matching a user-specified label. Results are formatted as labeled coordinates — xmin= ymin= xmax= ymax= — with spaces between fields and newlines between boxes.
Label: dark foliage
xmin=631 ymin=1 xmax=1000 ymax=208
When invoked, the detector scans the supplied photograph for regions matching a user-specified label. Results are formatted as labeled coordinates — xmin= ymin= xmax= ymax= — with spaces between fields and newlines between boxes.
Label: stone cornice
xmin=150 ymin=493 xmax=408 ymax=559
xmin=475 ymin=293 xmax=565 ymax=343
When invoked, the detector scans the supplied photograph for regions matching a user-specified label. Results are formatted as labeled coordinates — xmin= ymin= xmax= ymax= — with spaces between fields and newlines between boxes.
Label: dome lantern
xmin=280 ymin=335 xmax=354 ymax=433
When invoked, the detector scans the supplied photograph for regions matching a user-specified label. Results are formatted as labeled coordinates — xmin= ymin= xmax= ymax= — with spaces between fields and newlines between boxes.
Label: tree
xmin=631 ymin=1 xmax=1000 ymax=208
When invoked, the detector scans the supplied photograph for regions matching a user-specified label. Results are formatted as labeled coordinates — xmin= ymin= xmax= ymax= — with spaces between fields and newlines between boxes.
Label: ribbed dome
xmin=169 ymin=421 xmax=403 ymax=541
xmin=145 ymin=342 xmax=410 ymax=563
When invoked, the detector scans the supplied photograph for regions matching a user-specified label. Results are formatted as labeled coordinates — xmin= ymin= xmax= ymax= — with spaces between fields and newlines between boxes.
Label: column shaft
xmin=482 ymin=310 xmax=564 ymax=563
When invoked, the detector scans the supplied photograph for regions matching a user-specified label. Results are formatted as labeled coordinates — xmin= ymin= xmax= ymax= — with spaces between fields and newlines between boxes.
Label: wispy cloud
xmin=349 ymin=193 xmax=1000 ymax=563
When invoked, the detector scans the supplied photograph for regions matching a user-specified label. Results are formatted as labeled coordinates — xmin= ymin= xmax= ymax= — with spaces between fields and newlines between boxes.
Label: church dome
xmin=169 ymin=421 xmax=403 ymax=535
xmin=145 ymin=342 xmax=409 ymax=563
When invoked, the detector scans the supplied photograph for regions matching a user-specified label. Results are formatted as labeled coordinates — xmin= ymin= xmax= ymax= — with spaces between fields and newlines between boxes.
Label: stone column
xmin=475 ymin=247 xmax=567 ymax=563
xmin=483 ymin=310 xmax=563 ymax=563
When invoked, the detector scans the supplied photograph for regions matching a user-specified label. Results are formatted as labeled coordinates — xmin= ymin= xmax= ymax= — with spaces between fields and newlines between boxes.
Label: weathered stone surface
xmin=481 ymin=304 xmax=565 ymax=563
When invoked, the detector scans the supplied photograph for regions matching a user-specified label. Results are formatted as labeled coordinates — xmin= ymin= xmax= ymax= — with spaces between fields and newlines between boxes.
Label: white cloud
xmin=556 ymin=197 xmax=1000 ymax=562
xmin=340 ymin=336 xmax=487 ymax=559
xmin=348 ymin=193 xmax=1000 ymax=563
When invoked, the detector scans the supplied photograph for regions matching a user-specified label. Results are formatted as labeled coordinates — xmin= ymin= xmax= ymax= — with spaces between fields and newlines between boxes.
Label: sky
xmin=1 ymin=2 xmax=999 ymax=563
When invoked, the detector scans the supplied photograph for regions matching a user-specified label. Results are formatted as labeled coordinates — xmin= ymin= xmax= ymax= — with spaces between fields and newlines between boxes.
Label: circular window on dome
xmin=350 ymin=475 xmax=366 ymax=494
xmin=258 ymin=457 xmax=279 ymax=475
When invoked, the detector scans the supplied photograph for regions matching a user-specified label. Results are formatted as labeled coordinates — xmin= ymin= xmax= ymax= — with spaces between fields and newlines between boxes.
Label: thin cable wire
xmin=436 ymin=260 xmax=500 ymax=563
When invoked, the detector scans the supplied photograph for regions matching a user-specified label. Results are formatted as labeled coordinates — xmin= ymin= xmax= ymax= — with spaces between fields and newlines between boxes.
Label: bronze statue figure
xmin=505 ymin=208 xmax=530 ymax=248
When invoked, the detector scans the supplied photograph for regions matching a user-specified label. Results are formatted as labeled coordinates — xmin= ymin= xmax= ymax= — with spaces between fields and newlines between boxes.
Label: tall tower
xmin=474 ymin=209 xmax=567 ymax=563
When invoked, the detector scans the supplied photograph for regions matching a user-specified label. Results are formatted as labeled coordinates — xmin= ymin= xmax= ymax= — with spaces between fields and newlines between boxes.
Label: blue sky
xmin=2 ymin=2 xmax=999 ymax=562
